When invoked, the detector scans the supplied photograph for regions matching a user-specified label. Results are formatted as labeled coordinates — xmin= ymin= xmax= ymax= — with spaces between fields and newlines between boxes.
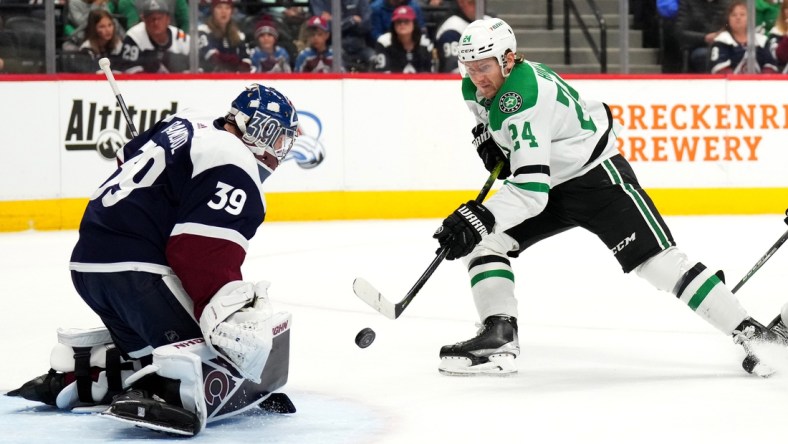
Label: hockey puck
xmin=355 ymin=328 xmax=376 ymax=348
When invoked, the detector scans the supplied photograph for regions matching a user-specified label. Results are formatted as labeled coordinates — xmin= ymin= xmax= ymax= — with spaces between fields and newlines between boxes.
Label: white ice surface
xmin=2 ymin=215 xmax=788 ymax=443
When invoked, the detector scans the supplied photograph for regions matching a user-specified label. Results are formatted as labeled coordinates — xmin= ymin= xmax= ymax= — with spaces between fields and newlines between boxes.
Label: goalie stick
xmin=98 ymin=57 xmax=139 ymax=138
xmin=353 ymin=161 xmax=504 ymax=320
xmin=731 ymin=208 xmax=788 ymax=294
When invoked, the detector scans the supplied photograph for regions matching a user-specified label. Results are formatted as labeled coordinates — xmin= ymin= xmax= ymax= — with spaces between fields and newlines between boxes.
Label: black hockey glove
xmin=472 ymin=123 xmax=511 ymax=179
xmin=433 ymin=200 xmax=495 ymax=260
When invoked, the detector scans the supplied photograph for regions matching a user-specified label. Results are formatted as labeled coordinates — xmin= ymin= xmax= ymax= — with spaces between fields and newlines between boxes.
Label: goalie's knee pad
xmin=51 ymin=327 xmax=141 ymax=409
xmin=116 ymin=311 xmax=292 ymax=435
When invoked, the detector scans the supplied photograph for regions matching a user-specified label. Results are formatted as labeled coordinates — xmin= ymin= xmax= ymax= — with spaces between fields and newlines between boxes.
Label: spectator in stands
xmin=111 ymin=0 xmax=189 ymax=32
xmin=79 ymin=9 xmax=123 ymax=67
xmin=710 ymin=0 xmax=778 ymax=73
xmin=252 ymin=3 xmax=308 ymax=64
xmin=117 ymin=0 xmax=190 ymax=73
xmin=370 ymin=0 xmax=426 ymax=40
xmin=294 ymin=15 xmax=333 ymax=72
xmin=372 ymin=5 xmax=434 ymax=72
xmin=249 ymin=22 xmax=292 ymax=72
xmin=766 ymin=0 xmax=788 ymax=72
xmin=658 ymin=0 xmax=684 ymax=73
xmin=756 ymin=0 xmax=781 ymax=31
xmin=0 ymin=22 xmax=15 ymax=73
xmin=310 ymin=0 xmax=376 ymax=71
xmin=62 ymin=0 xmax=125 ymax=52
xmin=65 ymin=0 xmax=111 ymax=42
xmin=434 ymin=0 xmax=489 ymax=73
xmin=676 ymin=0 xmax=731 ymax=73
xmin=198 ymin=0 xmax=251 ymax=72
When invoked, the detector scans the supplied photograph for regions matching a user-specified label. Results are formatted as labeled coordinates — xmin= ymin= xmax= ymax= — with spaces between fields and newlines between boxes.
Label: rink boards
xmin=1 ymin=73 xmax=787 ymax=231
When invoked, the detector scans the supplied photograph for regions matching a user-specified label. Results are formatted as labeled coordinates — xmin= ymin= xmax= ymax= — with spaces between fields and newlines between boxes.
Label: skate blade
xmin=99 ymin=411 xmax=195 ymax=436
xmin=438 ymin=354 xmax=517 ymax=377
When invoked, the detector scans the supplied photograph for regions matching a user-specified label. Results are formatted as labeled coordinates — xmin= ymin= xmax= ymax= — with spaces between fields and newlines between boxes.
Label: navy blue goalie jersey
xmin=70 ymin=109 xmax=267 ymax=317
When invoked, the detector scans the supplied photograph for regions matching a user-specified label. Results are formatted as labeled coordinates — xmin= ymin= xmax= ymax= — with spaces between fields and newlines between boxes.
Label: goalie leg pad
xmin=8 ymin=327 xmax=139 ymax=409
xmin=103 ymin=312 xmax=292 ymax=435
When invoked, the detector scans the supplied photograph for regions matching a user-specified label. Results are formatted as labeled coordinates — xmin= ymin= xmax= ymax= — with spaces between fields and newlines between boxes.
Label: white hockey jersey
xmin=463 ymin=61 xmax=619 ymax=231
xmin=120 ymin=22 xmax=191 ymax=73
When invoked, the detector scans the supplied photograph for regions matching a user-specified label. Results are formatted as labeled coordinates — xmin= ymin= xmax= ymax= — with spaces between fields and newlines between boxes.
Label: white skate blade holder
xmin=438 ymin=354 xmax=518 ymax=377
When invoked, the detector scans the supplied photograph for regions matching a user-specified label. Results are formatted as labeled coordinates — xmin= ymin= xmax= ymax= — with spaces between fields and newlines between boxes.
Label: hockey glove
xmin=433 ymin=200 xmax=495 ymax=260
xmin=200 ymin=281 xmax=275 ymax=383
xmin=472 ymin=123 xmax=510 ymax=179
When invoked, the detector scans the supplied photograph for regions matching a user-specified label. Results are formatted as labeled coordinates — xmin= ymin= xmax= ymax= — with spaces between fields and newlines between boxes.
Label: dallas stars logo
xmin=462 ymin=35 xmax=471 ymax=43
xmin=499 ymin=92 xmax=523 ymax=113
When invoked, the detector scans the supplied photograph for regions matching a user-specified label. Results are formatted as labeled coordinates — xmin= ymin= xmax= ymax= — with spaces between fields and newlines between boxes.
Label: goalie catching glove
xmin=199 ymin=280 xmax=275 ymax=383
xmin=434 ymin=200 xmax=495 ymax=260
xmin=472 ymin=123 xmax=510 ymax=179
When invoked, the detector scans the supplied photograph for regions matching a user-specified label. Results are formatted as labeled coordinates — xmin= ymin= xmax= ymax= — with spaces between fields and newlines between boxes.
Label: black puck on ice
xmin=355 ymin=327 xmax=376 ymax=348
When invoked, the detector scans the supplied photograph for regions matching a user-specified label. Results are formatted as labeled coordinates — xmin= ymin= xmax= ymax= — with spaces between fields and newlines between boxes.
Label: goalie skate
xmin=101 ymin=388 xmax=200 ymax=436
xmin=438 ymin=315 xmax=519 ymax=376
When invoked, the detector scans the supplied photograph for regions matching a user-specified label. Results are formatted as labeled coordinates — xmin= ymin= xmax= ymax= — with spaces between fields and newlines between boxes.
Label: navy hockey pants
xmin=71 ymin=270 xmax=203 ymax=358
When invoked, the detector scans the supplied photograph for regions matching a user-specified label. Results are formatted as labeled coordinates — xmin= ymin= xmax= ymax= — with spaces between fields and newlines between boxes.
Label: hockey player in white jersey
xmin=433 ymin=18 xmax=788 ymax=376
xmin=8 ymin=84 xmax=299 ymax=435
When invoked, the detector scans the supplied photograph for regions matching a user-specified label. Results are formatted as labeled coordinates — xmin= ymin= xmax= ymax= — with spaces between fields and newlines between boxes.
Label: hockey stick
xmin=731 ymin=210 xmax=788 ymax=294
xmin=353 ymin=161 xmax=504 ymax=319
xmin=98 ymin=57 xmax=138 ymax=138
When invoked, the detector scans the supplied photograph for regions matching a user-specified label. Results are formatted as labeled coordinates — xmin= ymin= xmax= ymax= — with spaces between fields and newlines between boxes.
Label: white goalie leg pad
xmin=463 ymin=232 xmax=519 ymax=321
xmin=120 ymin=313 xmax=291 ymax=431
xmin=636 ymin=247 xmax=747 ymax=334
xmin=51 ymin=327 xmax=138 ymax=409
xmin=200 ymin=280 xmax=275 ymax=383
xmin=123 ymin=339 xmax=210 ymax=435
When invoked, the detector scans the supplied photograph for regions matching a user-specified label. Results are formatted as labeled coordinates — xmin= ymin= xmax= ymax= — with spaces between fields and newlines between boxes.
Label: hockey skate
xmin=439 ymin=315 xmax=519 ymax=376
xmin=6 ymin=369 xmax=69 ymax=406
xmin=733 ymin=313 xmax=788 ymax=377
xmin=102 ymin=387 xmax=200 ymax=436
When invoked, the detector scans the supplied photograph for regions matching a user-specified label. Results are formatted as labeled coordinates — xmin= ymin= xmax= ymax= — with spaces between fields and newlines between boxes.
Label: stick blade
xmin=353 ymin=277 xmax=397 ymax=320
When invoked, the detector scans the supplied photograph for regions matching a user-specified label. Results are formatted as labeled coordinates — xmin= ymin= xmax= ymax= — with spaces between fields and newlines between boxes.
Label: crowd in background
xmin=0 ymin=0 xmax=466 ymax=74
xmin=658 ymin=0 xmax=788 ymax=74
xmin=1 ymin=0 xmax=788 ymax=75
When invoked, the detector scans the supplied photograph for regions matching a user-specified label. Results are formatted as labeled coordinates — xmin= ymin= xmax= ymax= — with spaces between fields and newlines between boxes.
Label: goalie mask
xmin=227 ymin=84 xmax=299 ymax=169
xmin=458 ymin=18 xmax=517 ymax=78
